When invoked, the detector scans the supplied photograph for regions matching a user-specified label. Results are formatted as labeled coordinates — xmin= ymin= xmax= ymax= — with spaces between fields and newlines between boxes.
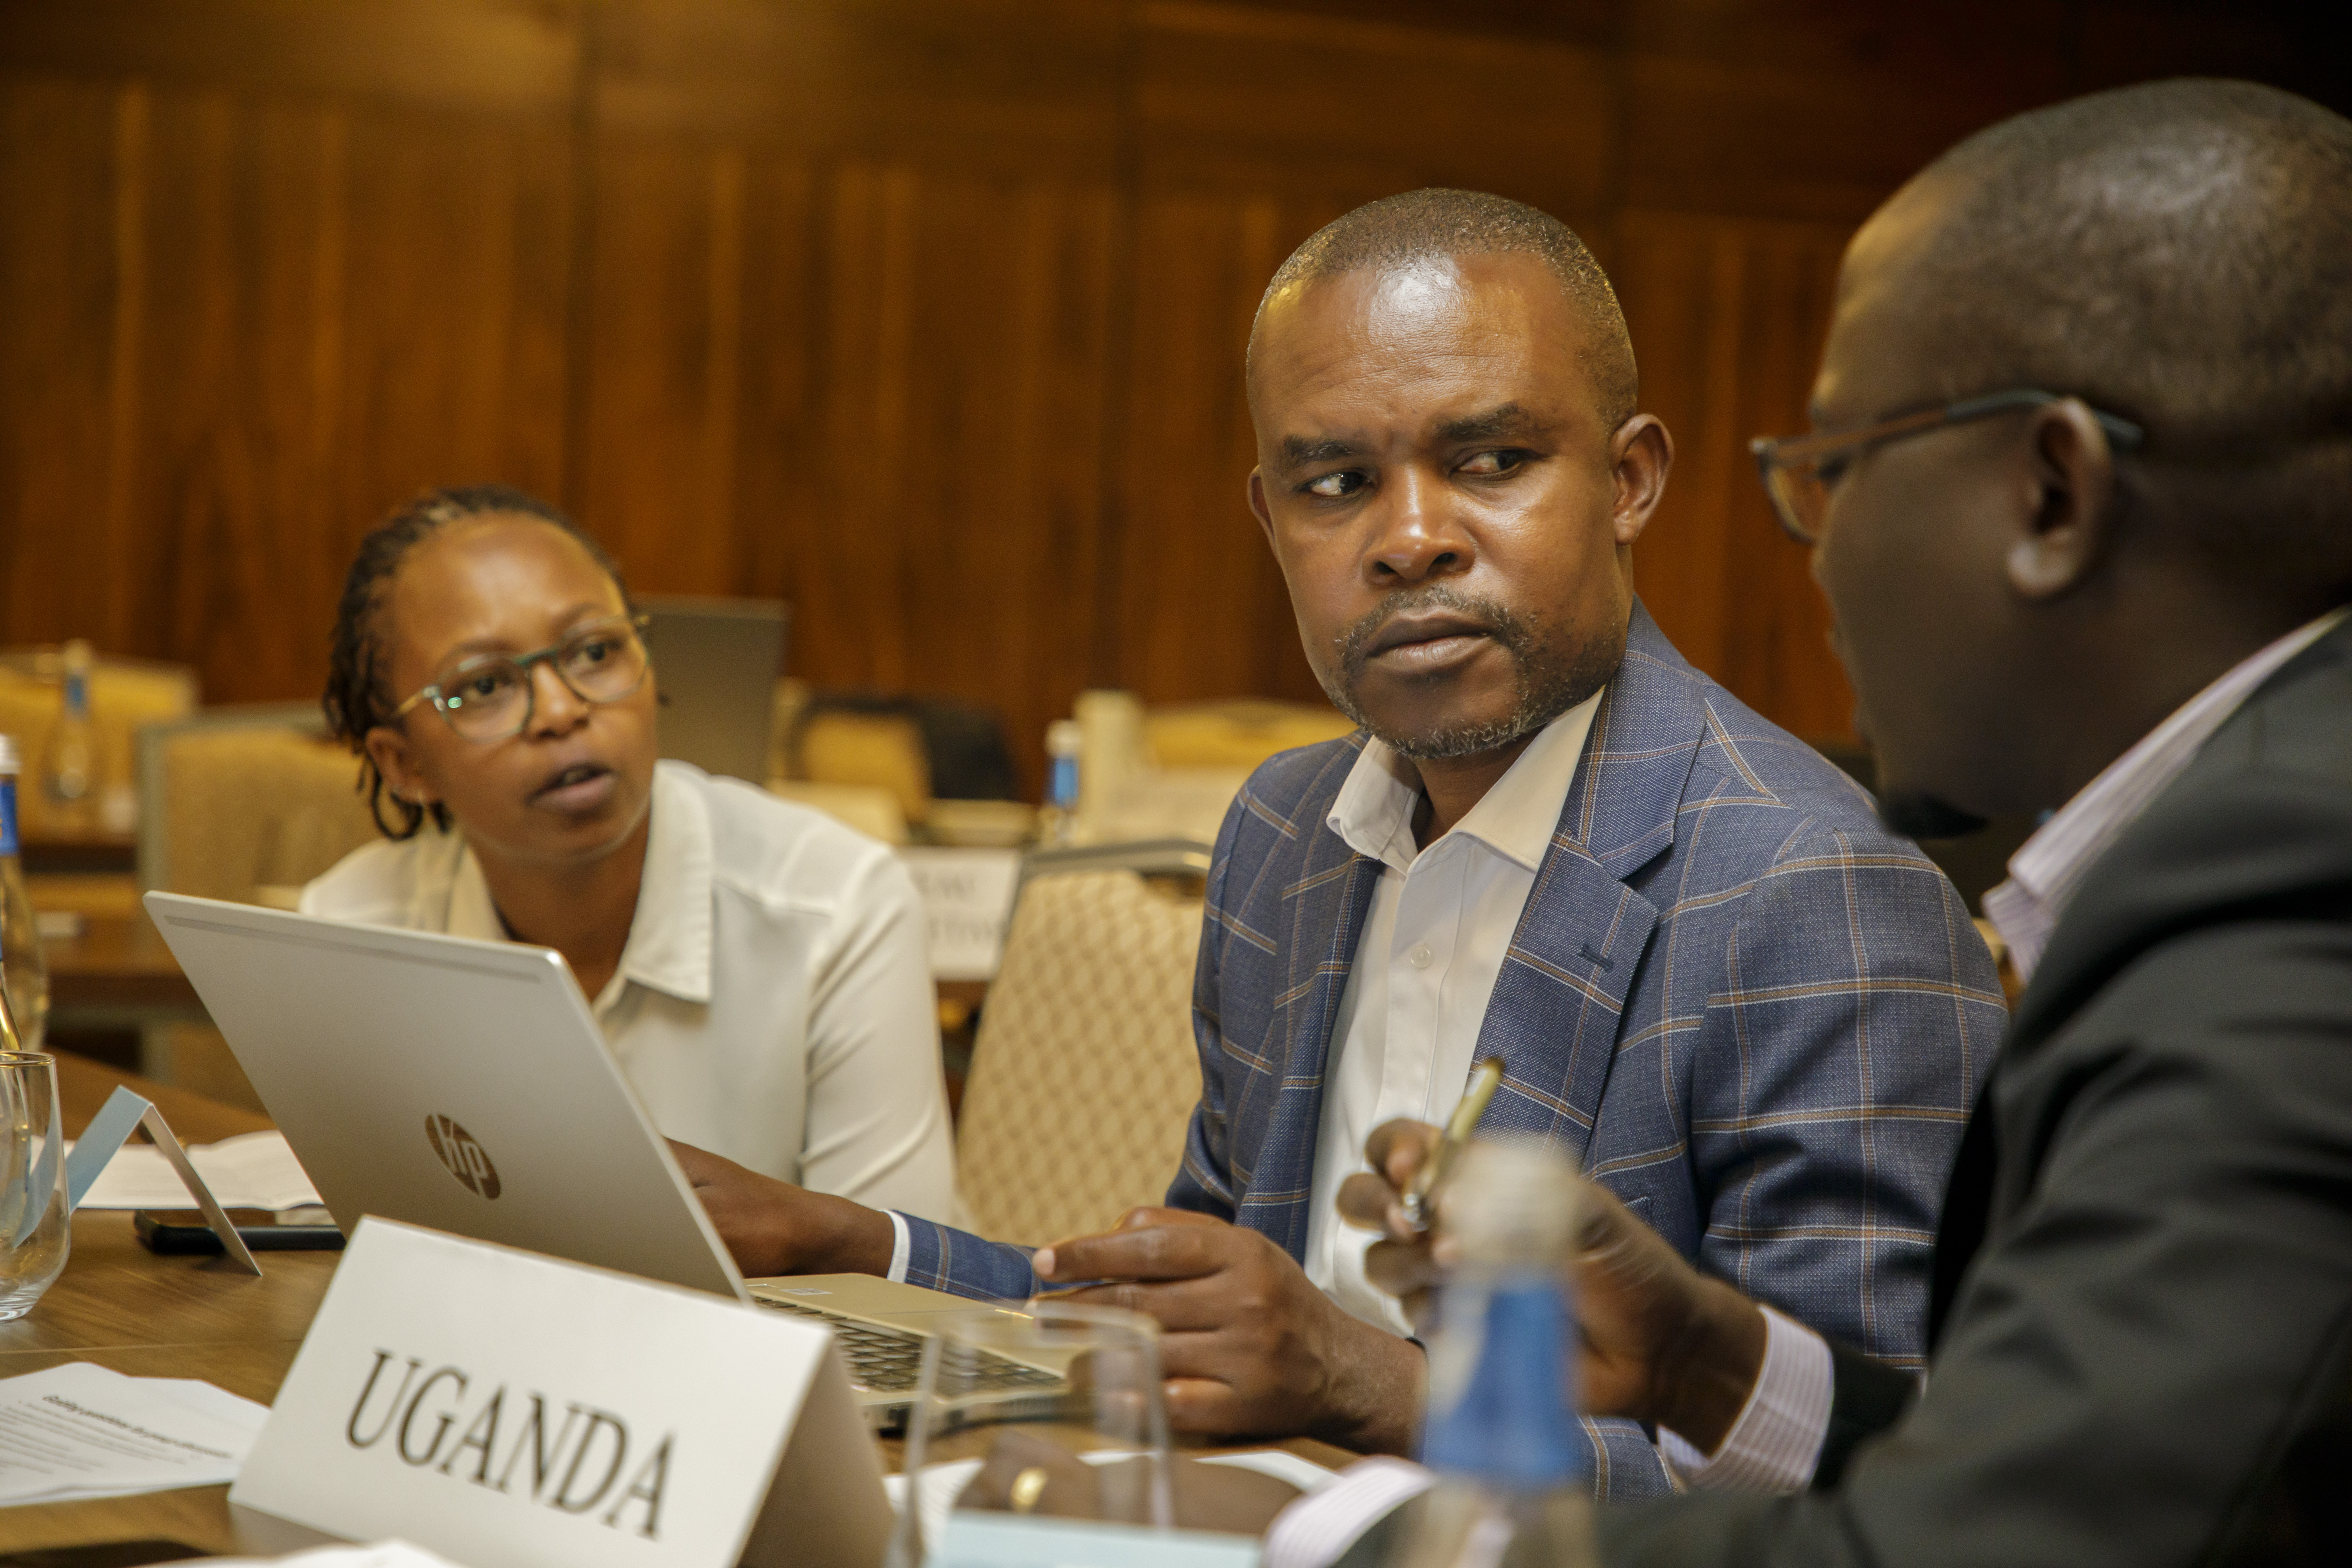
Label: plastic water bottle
xmin=1388 ymin=1140 xmax=1598 ymax=1568
xmin=1040 ymin=719 xmax=1083 ymax=848
xmin=0 ymin=736 xmax=49 ymax=1053
xmin=42 ymin=639 xmax=96 ymax=833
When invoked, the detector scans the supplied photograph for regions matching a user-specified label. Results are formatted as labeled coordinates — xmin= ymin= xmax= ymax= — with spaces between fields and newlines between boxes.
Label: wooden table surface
xmin=0 ymin=1053 xmax=1345 ymax=1559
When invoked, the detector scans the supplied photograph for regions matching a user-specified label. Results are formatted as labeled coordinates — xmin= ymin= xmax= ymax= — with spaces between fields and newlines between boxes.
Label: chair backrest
xmin=0 ymin=650 xmax=198 ymax=836
xmin=953 ymin=868 xmax=1206 ymax=1247
xmin=138 ymin=705 xmax=380 ymax=903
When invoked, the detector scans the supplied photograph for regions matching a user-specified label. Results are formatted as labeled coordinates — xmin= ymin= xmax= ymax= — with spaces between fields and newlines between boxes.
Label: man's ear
xmin=1610 ymin=415 xmax=1673 ymax=548
xmin=2005 ymin=400 xmax=2118 ymax=600
xmin=1247 ymin=468 xmax=1277 ymax=551
xmin=364 ymin=726 xmax=430 ymax=806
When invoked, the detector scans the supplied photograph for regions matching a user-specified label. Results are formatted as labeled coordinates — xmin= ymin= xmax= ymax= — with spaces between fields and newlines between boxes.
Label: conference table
xmin=0 ymin=1054 xmax=1346 ymax=1559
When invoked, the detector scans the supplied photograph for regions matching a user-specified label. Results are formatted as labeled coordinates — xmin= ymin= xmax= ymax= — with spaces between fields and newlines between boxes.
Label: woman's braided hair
xmin=323 ymin=484 xmax=630 ymax=840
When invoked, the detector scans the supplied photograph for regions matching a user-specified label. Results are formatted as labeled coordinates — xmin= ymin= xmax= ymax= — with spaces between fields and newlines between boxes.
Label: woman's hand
xmin=668 ymin=1139 xmax=895 ymax=1277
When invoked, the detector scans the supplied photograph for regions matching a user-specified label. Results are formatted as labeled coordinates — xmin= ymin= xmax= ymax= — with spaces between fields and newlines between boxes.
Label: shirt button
xmin=1408 ymin=944 xmax=1435 ymax=969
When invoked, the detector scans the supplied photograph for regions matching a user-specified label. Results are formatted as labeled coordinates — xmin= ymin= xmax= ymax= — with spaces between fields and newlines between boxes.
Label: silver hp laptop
xmin=638 ymin=593 xmax=789 ymax=784
xmin=143 ymin=892 xmax=1066 ymax=1430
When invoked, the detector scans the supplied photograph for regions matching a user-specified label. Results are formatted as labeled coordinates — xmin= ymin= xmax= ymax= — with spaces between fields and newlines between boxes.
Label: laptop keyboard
xmin=754 ymin=1295 xmax=1063 ymax=1395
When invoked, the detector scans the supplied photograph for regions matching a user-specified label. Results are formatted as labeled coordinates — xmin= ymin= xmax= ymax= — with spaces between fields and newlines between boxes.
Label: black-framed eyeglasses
xmin=391 ymin=613 xmax=652 ymax=743
xmin=1749 ymin=388 xmax=2146 ymax=544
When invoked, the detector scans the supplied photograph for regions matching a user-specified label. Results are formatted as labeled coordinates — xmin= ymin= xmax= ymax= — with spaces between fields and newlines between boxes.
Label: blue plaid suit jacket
xmin=902 ymin=603 xmax=2003 ymax=1494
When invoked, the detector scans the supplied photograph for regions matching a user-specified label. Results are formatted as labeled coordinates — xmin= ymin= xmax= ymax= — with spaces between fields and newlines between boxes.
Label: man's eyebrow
xmin=1278 ymin=434 xmax=1367 ymax=470
xmin=1434 ymin=403 xmax=1547 ymax=443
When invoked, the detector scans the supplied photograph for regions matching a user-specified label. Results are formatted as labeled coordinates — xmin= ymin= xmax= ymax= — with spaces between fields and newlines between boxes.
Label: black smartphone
xmin=131 ymin=1205 xmax=345 ymax=1254
xmin=0 ymin=1544 xmax=210 ymax=1566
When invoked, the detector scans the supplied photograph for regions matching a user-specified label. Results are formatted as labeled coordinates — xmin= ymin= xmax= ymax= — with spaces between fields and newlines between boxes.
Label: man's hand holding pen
xmin=1336 ymin=1119 xmax=1772 ymax=1456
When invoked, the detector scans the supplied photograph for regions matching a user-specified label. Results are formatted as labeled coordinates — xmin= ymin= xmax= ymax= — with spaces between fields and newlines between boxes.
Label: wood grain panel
xmin=1109 ymin=187 xmax=1345 ymax=707
xmin=1615 ymin=210 xmax=1852 ymax=738
xmin=1136 ymin=1 xmax=1615 ymax=217
xmin=4 ymin=0 xmax=2341 ymax=794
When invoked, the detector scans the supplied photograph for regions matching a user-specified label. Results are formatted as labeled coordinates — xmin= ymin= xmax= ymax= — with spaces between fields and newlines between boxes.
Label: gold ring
xmin=1008 ymin=1466 xmax=1050 ymax=1514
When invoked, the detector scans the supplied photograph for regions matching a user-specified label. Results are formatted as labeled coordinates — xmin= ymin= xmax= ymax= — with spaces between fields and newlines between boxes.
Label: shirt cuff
xmin=1262 ymin=1456 xmax=1434 ymax=1568
xmin=1658 ymin=1304 xmax=1831 ymax=1493
xmin=885 ymin=1210 xmax=912 ymax=1284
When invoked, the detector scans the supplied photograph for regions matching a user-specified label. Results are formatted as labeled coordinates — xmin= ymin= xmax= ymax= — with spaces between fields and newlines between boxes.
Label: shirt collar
xmin=1986 ymin=604 xmax=2351 ymax=980
xmin=1326 ymin=687 xmax=1607 ymax=876
xmin=434 ymin=761 xmax=716 ymax=1009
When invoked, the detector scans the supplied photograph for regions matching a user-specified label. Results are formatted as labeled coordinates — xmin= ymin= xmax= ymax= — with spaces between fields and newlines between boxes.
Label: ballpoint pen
xmin=1400 ymin=1054 xmax=1505 ymax=1233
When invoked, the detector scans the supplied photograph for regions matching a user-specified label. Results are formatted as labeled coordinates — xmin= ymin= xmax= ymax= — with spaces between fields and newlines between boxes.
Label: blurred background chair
xmin=137 ymin=704 xmax=379 ymax=906
xmin=133 ymin=705 xmax=381 ymax=1110
xmin=951 ymin=857 xmax=1209 ymax=1247
xmin=1068 ymin=691 xmax=1354 ymax=846
xmin=769 ymin=682 xmax=1029 ymax=844
xmin=0 ymin=648 xmax=198 ymax=841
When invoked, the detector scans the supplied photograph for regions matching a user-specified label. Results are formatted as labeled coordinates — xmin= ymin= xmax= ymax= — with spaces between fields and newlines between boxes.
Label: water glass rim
xmin=930 ymin=1299 xmax=1161 ymax=1343
xmin=0 ymin=1051 xmax=54 ymax=1069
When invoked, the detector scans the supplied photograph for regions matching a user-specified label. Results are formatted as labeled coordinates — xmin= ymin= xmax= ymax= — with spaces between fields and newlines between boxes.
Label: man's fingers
xmin=1337 ymin=1171 xmax=1416 ymax=1236
xmin=1161 ymin=1374 xmax=1241 ymax=1435
xmin=1035 ymin=1221 xmax=1233 ymax=1285
xmin=1045 ymin=1278 xmax=1229 ymax=1332
xmin=1362 ymin=1119 xmax=1442 ymax=1192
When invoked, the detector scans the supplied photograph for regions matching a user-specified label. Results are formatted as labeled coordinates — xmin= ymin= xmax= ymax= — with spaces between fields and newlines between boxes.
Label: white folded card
xmin=232 ymin=1218 xmax=892 ymax=1568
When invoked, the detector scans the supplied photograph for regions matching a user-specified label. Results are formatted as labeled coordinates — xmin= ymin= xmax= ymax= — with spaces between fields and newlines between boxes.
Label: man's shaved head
xmin=1858 ymin=77 xmax=2352 ymax=601
xmin=1251 ymin=188 xmax=1638 ymax=430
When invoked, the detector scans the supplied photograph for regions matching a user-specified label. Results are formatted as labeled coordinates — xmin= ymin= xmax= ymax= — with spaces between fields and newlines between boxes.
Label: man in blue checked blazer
xmin=672 ymin=188 xmax=2001 ymax=1497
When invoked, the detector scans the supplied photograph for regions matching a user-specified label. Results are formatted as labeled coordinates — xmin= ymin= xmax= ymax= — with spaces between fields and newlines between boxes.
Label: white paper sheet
xmin=0 ymin=1361 xmax=270 ymax=1506
xmin=884 ymin=1447 xmax=1335 ymax=1548
xmin=65 ymin=1128 xmax=322 ymax=1210
xmin=204 ymin=1546 xmax=473 ymax=1568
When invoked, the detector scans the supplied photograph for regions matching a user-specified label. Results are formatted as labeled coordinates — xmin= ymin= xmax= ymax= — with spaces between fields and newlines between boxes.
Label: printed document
xmin=0 ymin=1361 xmax=268 ymax=1505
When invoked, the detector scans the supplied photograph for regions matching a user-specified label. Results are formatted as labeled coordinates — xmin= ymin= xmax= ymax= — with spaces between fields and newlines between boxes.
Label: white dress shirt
xmin=300 ymin=758 xmax=961 ymax=1223
xmin=1270 ymin=607 xmax=2352 ymax=1561
xmin=1302 ymin=691 xmax=1605 ymax=1332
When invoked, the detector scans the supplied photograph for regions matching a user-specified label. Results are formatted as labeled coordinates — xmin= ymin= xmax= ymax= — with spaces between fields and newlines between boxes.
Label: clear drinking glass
xmin=0 ymin=1051 xmax=70 ymax=1319
xmin=887 ymin=1300 xmax=1172 ymax=1567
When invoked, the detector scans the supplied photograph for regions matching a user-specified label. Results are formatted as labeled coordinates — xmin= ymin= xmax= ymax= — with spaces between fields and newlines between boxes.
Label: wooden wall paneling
xmin=1134 ymin=1 xmax=1616 ymax=220
xmin=792 ymin=162 xmax=1118 ymax=795
xmin=0 ymin=78 xmax=126 ymax=653
xmin=124 ymin=91 xmax=575 ymax=706
xmin=1110 ymin=189 xmax=1344 ymax=709
xmin=593 ymin=0 xmax=1121 ymax=181
xmin=577 ymin=135 xmax=763 ymax=594
xmin=0 ymin=0 xmax=580 ymax=119
xmin=1614 ymin=210 xmax=1852 ymax=739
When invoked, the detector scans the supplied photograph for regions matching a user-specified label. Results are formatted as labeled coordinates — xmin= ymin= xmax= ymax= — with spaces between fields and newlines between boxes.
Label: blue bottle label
xmin=0 ymin=778 xmax=16 ymax=859
xmin=1420 ymin=1276 xmax=1589 ymax=1490
xmin=1048 ymin=755 xmax=1080 ymax=811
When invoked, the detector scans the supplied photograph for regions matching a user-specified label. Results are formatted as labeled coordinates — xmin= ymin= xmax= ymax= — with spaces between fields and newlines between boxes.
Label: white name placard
xmin=899 ymin=847 xmax=1023 ymax=981
xmin=233 ymin=1219 xmax=890 ymax=1568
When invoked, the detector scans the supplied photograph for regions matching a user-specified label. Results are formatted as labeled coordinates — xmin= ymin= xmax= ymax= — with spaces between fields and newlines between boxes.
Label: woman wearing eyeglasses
xmin=299 ymin=485 xmax=959 ymax=1233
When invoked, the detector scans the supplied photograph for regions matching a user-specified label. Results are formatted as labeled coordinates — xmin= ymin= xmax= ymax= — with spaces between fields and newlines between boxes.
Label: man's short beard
xmin=1320 ymin=583 xmax=1619 ymax=762
xmin=1877 ymin=789 xmax=1988 ymax=842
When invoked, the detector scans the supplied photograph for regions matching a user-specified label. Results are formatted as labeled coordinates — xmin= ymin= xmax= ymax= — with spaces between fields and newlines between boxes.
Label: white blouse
xmin=300 ymin=759 xmax=960 ymax=1224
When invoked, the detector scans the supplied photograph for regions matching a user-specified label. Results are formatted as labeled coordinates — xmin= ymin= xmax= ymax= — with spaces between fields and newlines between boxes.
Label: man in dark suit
xmin=678 ymin=190 xmax=2002 ymax=1491
xmin=1329 ymin=78 xmax=2352 ymax=1564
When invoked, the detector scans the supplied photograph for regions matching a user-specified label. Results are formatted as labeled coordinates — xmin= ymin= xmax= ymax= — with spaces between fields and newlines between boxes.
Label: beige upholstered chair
xmin=137 ymin=705 xmax=379 ymax=903
xmin=953 ymin=868 xmax=1207 ymax=1247
xmin=0 ymin=651 xmax=198 ymax=837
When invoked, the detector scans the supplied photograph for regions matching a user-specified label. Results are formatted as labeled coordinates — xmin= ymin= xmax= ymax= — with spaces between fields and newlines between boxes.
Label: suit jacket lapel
xmin=1477 ymin=603 xmax=1707 ymax=1167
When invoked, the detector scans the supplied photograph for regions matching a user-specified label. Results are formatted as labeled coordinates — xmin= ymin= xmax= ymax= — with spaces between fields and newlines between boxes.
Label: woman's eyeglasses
xmin=391 ymin=613 xmax=652 ymax=743
xmin=1749 ymin=388 xmax=2145 ymax=544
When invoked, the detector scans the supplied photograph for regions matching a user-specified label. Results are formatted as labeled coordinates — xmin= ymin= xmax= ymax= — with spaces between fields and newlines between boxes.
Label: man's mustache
xmin=1334 ymin=585 xmax=1520 ymax=684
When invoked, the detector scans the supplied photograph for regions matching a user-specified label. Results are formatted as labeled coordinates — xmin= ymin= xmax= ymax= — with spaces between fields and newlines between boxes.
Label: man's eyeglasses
xmin=391 ymin=613 xmax=652 ymax=743
xmin=1749 ymin=388 xmax=2146 ymax=544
